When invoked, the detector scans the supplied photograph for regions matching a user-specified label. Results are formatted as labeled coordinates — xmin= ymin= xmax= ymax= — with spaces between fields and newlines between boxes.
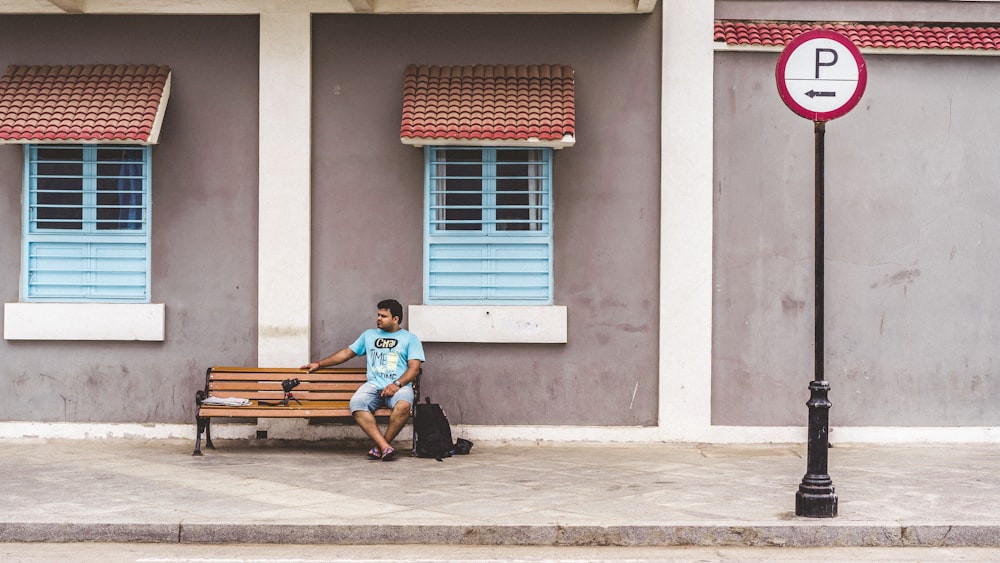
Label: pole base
xmin=795 ymin=484 xmax=838 ymax=518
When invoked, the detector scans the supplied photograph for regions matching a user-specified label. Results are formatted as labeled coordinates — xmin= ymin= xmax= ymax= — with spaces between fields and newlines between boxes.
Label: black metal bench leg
xmin=410 ymin=372 xmax=420 ymax=456
xmin=193 ymin=415 xmax=215 ymax=456
xmin=193 ymin=389 xmax=214 ymax=456
xmin=205 ymin=417 xmax=214 ymax=450
xmin=410 ymin=407 xmax=417 ymax=456
xmin=193 ymin=415 xmax=205 ymax=456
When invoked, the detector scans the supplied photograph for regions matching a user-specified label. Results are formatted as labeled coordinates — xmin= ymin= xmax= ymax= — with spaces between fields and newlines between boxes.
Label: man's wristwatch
xmin=393 ymin=379 xmax=402 ymax=387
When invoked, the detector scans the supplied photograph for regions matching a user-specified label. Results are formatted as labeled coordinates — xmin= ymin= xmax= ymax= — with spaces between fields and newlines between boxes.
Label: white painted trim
xmin=257 ymin=13 xmax=312 ymax=366
xmin=1 ymin=0 xmax=657 ymax=15
xmin=3 ymin=302 xmax=165 ymax=341
xmin=402 ymin=135 xmax=575 ymax=149
xmin=361 ymin=0 xmax=646 ymax=14
xmin=714 ymin=43 xmax=1000 ymax=57
xmin=408 ymin=305 xmax=567 ymax=343
xmin=659 ymin=1 xmax=715 ymax=439
xmin=635 ymin=0 xmax=657 ymax=13
xmin=147 ymin=71 xmax=171 ymax=144
xmin=454 ymin=425 xmax=1000 ymax=445
xmin=2 ymin=421 xmax=999 ymax=445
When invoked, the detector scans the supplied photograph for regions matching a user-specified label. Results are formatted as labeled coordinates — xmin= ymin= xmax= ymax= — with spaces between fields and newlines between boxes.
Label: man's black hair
xmin=378 ymin=299 xmax=403 ymax=323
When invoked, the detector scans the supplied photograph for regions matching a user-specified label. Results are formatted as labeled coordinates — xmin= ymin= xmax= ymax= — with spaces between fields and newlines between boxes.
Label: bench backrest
xmin=205 ymin=366 xmax=368 ymax=403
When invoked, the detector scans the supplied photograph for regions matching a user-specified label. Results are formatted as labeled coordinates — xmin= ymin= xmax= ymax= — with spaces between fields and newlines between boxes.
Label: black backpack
xmin=415 ymin=397 xmax=454 ymax=460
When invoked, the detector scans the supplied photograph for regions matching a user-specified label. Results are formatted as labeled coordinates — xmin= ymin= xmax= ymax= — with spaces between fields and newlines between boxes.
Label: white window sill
xmin=408 ymin=305 xmax=567 ymax=343
xmin=4 ymin=303 xmax=165 ymax=341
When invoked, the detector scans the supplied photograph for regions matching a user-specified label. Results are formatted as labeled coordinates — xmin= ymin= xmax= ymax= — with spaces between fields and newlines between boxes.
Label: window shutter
xmin=23 ymin=145 xmax=151 ymax=302
xmin=425 ymin=146 xmax=553 ymax=304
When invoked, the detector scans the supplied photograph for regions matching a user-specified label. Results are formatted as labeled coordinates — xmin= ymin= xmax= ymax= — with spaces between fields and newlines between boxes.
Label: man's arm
xmin=397 ymin=358 xmax=422 ymax=386
xmin=382 ymin=358 xmax=423 ymax=396
xmin=301 ymin=347 xmax=357 ymax=373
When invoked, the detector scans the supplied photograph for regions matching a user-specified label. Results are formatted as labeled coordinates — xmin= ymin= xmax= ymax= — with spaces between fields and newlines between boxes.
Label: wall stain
xmin=871 ymin=268 xmax=921 ymax=289
xmin=781 ymin=295 xmax=806 ymax=315
xmin=259 ymin=325 xmax=309 ymax=338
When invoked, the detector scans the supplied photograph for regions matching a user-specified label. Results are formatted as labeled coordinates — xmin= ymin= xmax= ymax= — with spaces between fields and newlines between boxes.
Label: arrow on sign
xmin=805 ymin=90 xmax=836 ymax=98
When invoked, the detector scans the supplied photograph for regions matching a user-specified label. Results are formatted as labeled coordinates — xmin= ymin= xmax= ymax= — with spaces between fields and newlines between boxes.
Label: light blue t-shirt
xmin=349 ymin=328 xmax=425 ymax=390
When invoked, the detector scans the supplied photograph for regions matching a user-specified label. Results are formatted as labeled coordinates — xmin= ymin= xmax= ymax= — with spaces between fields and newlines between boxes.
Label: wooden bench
xmin=193 ymin=366 xmax=418 ymax=456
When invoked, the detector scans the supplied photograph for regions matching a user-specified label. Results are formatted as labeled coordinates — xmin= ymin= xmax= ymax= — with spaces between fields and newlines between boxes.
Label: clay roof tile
xmin=400 ymin=63 xmax=575 ymax=146
xmin=0 ymin=63 xmax=171 ymax=144
xmin=715 ymin=20 xmax=1000 ymax=52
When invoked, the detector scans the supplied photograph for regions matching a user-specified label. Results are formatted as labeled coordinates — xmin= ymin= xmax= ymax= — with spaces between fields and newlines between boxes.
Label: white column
xmin=258 ymin=12 xmax=312 ymax=366
xmin=659 ymin=0 xmax=715 ymax=440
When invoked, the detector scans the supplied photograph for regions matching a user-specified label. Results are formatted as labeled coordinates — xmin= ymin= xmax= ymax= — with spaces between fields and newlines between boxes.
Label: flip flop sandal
xmin=366 ymin=447 xmax=381 ymax=460
xmin=381 ymin=446 xmax=397 ymax=461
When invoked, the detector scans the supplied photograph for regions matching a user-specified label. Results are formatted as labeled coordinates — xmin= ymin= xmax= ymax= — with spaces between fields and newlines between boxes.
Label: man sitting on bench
xmin=301 ymin=299 xmax=425 ymax=461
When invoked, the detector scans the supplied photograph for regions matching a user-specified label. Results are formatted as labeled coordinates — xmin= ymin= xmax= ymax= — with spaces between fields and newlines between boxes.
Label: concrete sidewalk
xmin=1 ymin=438 xmax=998 ymax=547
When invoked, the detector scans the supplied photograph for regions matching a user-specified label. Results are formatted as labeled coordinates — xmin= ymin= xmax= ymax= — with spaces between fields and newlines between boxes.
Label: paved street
xmin=4 ymin=543 xmax=1000 ymax=562
xmin=2 ymin=438 xmax=999 ymax=547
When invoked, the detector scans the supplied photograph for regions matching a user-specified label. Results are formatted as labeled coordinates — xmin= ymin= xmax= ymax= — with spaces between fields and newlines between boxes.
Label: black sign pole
xmin=795 ymin=120 xmax=838 ymax=518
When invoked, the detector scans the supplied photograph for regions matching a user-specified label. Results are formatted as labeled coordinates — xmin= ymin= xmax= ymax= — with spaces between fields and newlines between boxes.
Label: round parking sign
xmin=775 ymin=30 xmax=867 ymax=122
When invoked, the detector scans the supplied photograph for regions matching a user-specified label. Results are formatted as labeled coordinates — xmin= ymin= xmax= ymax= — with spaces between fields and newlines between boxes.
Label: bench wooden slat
xmin=208 ymin=381 xmax=366 ymax=391
xmin=203 ymin=400 xmax=353 ymax=409
xmin=207 ymin=391 xmax=359 ymax=401
xmin=209 ymin=366 xmax=366 ymax=374
xmin=205 ymin=372 xmax=368 ymax=382
xmin=197 ymin=406 xmax=391 ymax=418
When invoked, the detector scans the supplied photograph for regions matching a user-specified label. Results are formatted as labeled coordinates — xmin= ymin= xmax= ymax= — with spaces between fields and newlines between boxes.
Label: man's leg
xmin=350 ymin=383 xmax=390 ymax=453
xmin=382 ymin=385 xmax=415 ymax=444
xmin=383 ymin=400 xmax=412 ymax=443
xmin=353 ymin=410 xmax=390 ymax=452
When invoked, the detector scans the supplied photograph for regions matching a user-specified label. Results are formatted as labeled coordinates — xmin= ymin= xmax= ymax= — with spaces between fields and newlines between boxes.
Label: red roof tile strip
xmin=0 ymin=64 xmax=172 ymax=144
xmin=715 ymin=20 xmax=1000 ymax=51
xmin=400 ymin=64 xmax=575 ymax=147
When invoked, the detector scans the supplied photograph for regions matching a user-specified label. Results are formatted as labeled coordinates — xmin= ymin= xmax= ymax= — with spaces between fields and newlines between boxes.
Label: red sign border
xmin=775 ymin=29 xmax=868 ymax=122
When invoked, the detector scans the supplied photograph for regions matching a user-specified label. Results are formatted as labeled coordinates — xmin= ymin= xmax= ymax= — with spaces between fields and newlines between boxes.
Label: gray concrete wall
xmin=0 ymin=12 xmax=662 ymax=427
xmin=713 ymin=49 xmax=1000 ymax=425
xmin=311 ymin=12 xmax=663 ymax=425
xmin=0 ymin=16 xmax=260 ymax=423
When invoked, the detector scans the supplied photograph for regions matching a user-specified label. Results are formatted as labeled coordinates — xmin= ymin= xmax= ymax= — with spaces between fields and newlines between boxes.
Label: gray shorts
xmin=349 ymin=382 xmax=414 ymax=414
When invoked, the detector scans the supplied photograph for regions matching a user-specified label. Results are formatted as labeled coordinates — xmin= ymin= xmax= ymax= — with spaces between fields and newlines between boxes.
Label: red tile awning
xmin=400 ymin=64 xmax=575 ymax=149
xmin=715 ymin=20 xmax=1000 ymax=52
xmin=0 ymin=64 xmax=171 ymax=144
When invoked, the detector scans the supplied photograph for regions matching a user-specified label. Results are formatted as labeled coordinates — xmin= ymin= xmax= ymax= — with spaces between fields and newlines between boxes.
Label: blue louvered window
xmin=22 ymin=145 xmax=151 ymax=302
xmin=425 ymin=146 xmax=553 ymax=304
